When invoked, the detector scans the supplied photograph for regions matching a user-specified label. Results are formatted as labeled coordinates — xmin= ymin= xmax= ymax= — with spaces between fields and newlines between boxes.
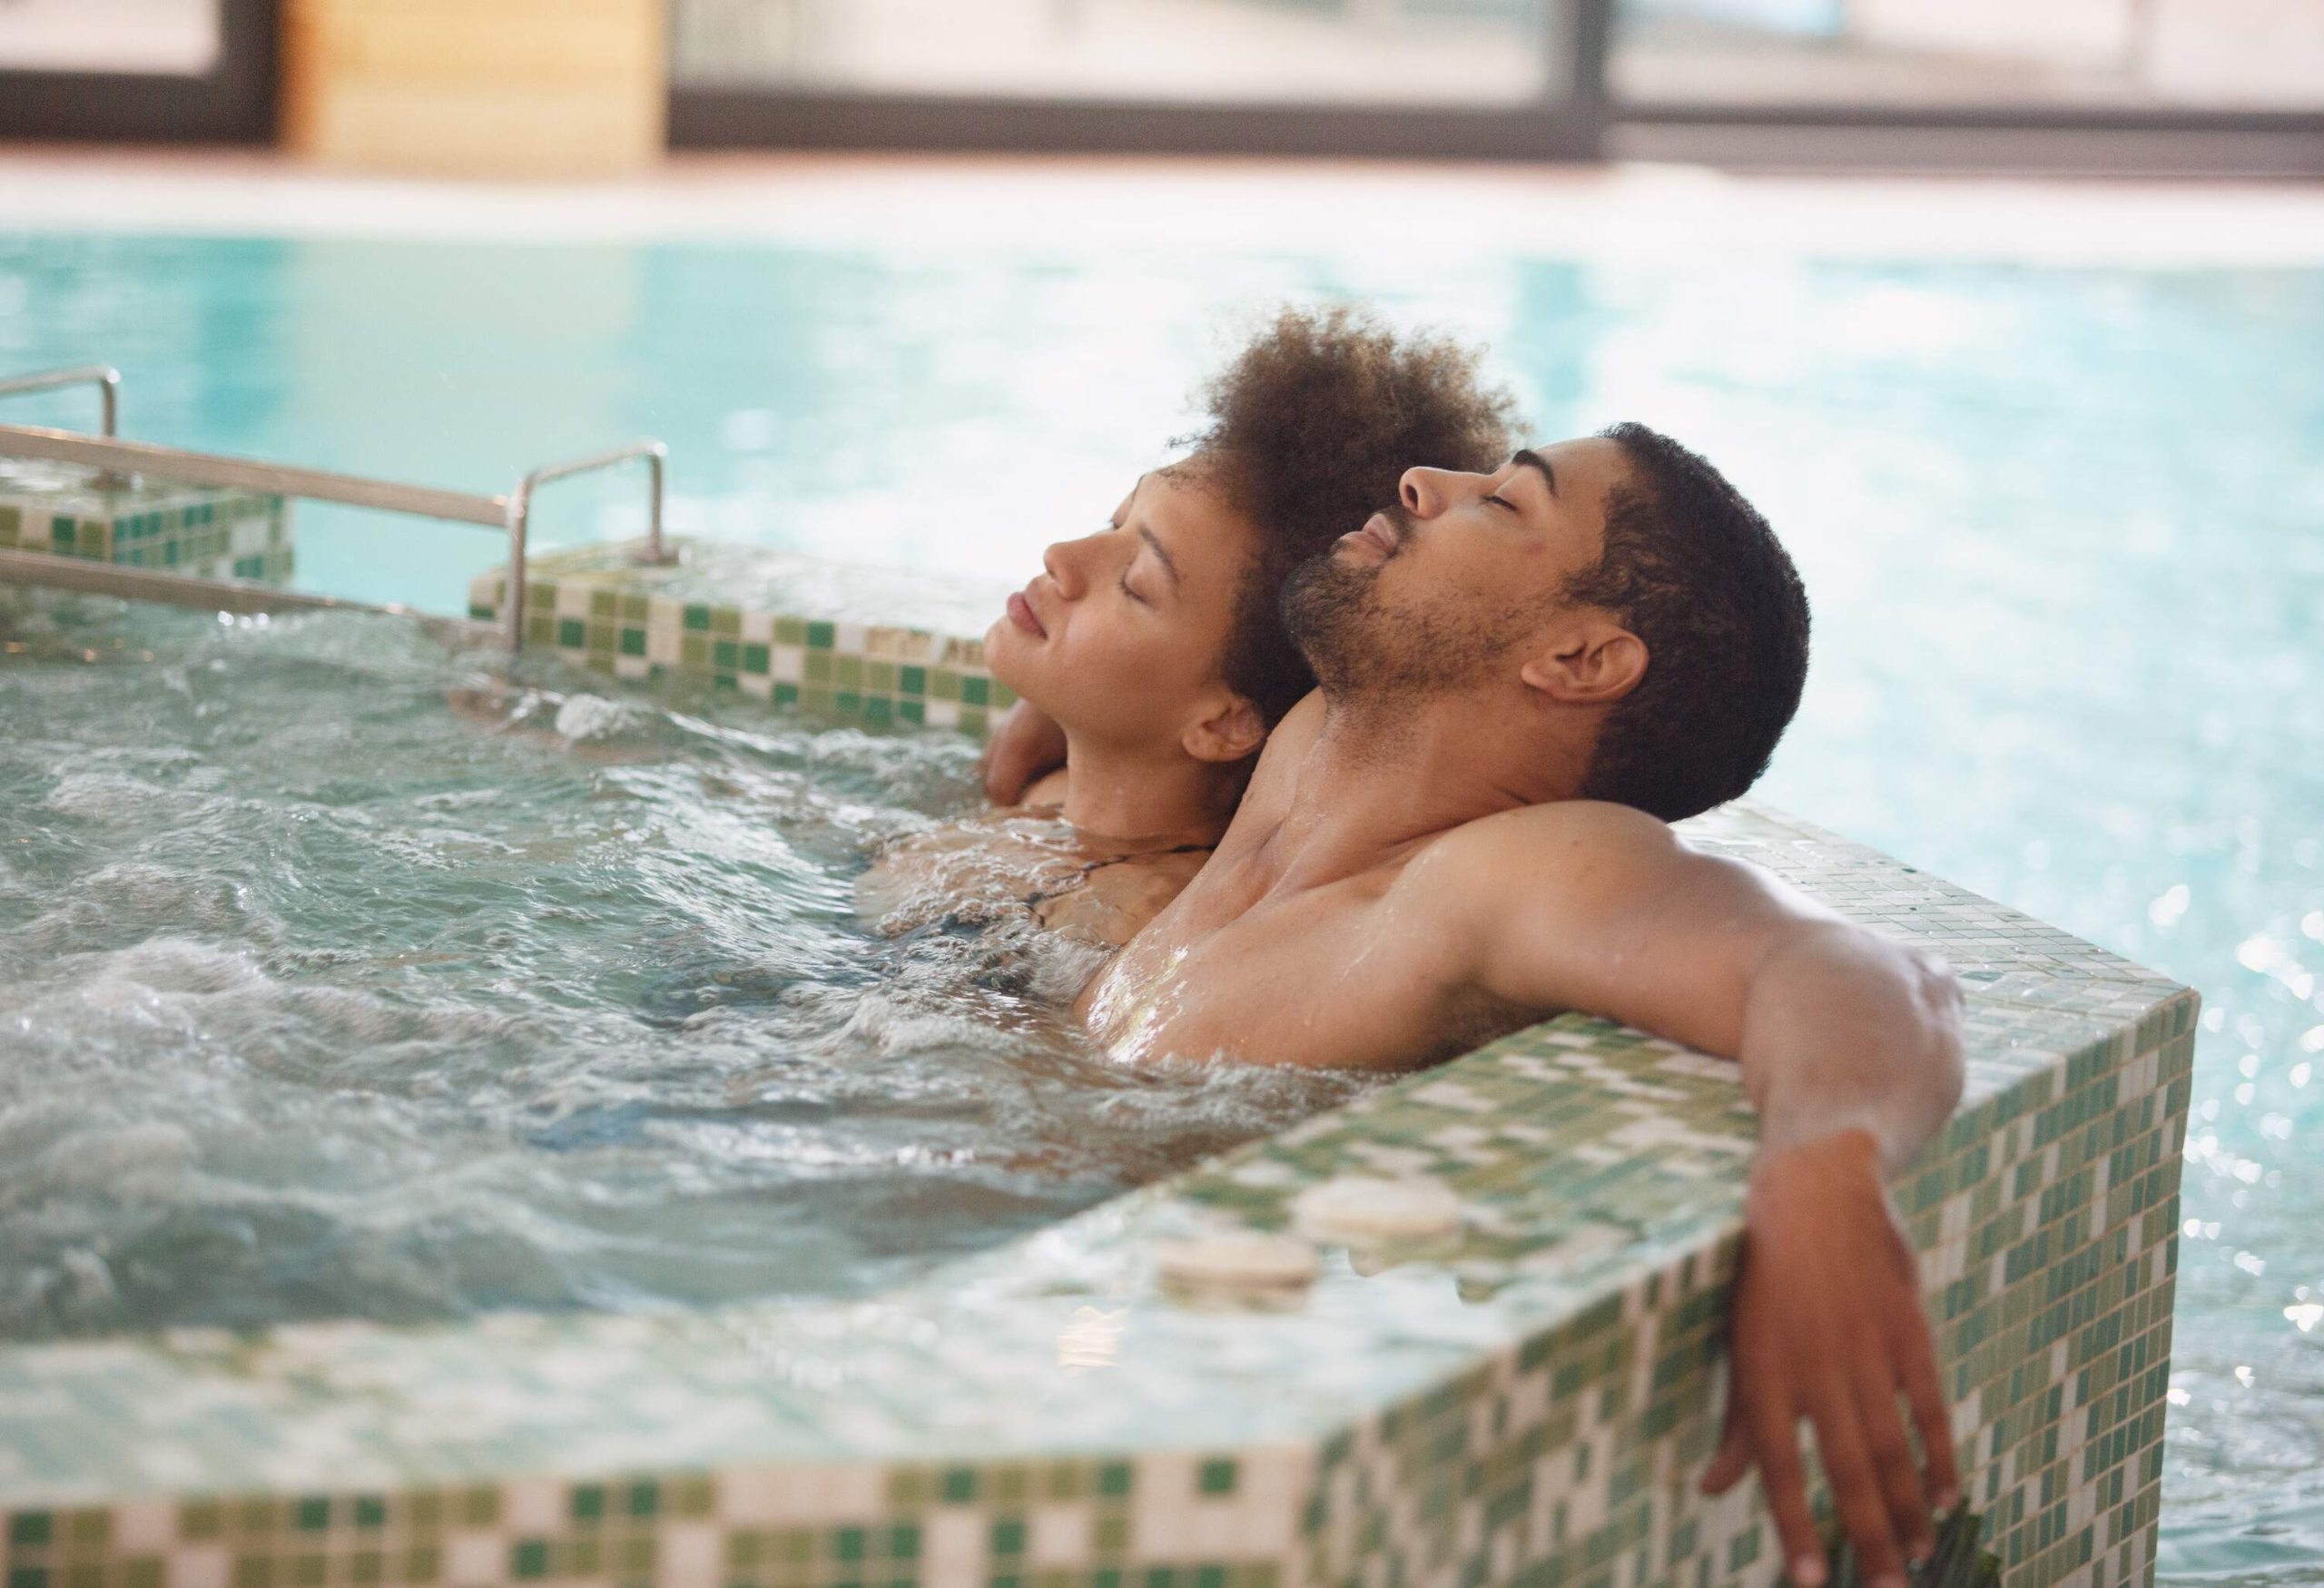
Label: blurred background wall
xmin=281 ymin=0 xmax=664 ymax=175
xmin=0 ymin=0 xmax=2318 ymax=173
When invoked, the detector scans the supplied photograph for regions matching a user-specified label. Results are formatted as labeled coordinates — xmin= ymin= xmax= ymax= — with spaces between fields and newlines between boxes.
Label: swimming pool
xmin=1 ymin=226 xmax=2316 ymax=1583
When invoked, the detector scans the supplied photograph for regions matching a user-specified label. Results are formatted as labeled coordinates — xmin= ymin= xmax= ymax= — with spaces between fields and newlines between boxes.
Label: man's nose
xmin=1400 ymin=467 xmax=1460 ymax=519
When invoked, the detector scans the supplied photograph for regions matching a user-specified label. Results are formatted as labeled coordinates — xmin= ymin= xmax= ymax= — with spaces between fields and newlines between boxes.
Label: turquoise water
xmin=0 ymin=594 xmax=1361 ymax=1330
xmin=2 ymin=234 xmax=2319 ymax=1581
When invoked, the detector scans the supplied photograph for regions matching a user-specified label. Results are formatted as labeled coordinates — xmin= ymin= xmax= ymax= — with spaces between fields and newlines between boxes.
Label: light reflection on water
xmin=0 ymin=598 xmax=1366 ymax=1336
xmin=0 ymin=234 xmax=2319 ymax=1580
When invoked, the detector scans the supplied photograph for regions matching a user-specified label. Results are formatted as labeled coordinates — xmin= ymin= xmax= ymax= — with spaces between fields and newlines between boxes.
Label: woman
xmin=860 ymin=305 xmax=1516 ymax=948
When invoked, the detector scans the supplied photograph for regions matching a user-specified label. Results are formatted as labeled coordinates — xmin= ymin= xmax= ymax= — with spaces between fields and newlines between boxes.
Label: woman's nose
xmin=1041 ymin=537 xmax=1089 ymax=599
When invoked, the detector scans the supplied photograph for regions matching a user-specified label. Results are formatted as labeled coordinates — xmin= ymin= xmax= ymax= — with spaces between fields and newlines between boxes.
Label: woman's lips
xmin=1006 ymin=588 xmax=1048 ymax=638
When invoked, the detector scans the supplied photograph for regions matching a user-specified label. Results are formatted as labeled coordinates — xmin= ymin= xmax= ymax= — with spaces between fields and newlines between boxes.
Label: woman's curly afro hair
xmin=1185 ymin=304 xmax=1520 ymax=727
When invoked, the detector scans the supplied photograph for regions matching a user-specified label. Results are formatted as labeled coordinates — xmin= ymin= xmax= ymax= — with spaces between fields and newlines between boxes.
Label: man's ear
xmin=1183 ymin=693 xmax=1267 ymax=764
xmin=1520 ymin=621 xmax=1647 ymax=706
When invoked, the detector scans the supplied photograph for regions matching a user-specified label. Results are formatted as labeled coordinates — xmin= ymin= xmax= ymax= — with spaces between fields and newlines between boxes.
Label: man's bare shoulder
xmin=1400 ymin=799 xmax=1686 ymax=912
xmin=1428 ymin=797 xmax=1679 ymax=868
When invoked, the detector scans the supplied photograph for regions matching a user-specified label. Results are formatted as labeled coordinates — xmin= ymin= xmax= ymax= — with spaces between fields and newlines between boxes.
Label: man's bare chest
xmin=1079 ymin=872 xmax=1501 ymax=1072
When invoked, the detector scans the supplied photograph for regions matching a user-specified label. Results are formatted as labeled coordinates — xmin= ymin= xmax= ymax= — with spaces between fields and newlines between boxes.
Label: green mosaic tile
xmin=0 ymin=538 xmax=2190 ymax=1588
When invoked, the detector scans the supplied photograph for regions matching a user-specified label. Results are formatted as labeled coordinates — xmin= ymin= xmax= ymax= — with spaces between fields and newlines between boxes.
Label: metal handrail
xmin=0 ymin=417 xmax=671 ymax=653
xmin=0 ymin=366 xmax=120 ymax=438
xmin=0 ymin=423 xmax=505 ymax=524
xmin=504 ymin=440 xmax=669 ymax=651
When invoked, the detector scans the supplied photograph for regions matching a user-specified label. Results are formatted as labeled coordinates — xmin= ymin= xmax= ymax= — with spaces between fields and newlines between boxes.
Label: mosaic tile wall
xmin=467 ymin=542 xmax=1015 ymax=735
xmin=1227 ymin=983 xmax=2191 ymax=1588
xmin=0 ymin=562 xmax=2191 ymax=1588
xmin=0 ymin=464 xmax=292 ymax=586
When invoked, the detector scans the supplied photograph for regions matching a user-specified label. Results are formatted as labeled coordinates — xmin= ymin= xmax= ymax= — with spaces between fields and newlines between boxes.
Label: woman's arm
xmin=979 ymin=698 xmax=1068 ymax=805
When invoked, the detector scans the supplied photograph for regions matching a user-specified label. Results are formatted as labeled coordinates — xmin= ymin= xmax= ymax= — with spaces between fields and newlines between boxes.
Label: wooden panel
xmin=282 ymin=0 xmax=665 ymax=176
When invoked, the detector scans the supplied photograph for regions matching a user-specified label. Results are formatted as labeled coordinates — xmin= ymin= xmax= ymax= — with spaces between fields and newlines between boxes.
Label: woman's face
xmin=984 ymin=464 xmax=1260 ymax=761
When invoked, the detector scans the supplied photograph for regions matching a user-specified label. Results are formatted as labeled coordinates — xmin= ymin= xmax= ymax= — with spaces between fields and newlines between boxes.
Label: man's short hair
xmin=1570 ymin=423 xmax=1811 ymax=824
xmin=1191 ymin=305 xmax=1518 ymax=726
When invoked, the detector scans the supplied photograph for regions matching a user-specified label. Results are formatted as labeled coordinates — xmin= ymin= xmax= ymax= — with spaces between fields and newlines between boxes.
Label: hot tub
xmin=0 ymin=539 xmax=2194 ymax=1588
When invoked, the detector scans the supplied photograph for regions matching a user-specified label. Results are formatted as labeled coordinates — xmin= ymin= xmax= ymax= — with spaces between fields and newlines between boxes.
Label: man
xmin=1072 ymin=425 xmax=1965 ymax=1588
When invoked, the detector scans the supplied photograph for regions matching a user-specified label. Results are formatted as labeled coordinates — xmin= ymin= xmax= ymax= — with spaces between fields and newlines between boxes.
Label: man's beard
xmin=1281 ymin=513 xmax=1518 ymax=701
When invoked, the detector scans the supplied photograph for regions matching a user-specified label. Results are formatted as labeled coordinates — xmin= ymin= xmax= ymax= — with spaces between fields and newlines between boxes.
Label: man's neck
xmin=1058 ymin=730 xmax=1244 ymax=850
xmin=1256 ymin=691 xmax=1589 ymax=891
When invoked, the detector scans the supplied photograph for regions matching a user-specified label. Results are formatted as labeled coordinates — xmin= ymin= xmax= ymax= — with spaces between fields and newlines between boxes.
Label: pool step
xmin=0 ymin=363 xmax=662 ymax=650
xmin=0 ymin=459 xmax=294 ymax=587
xmin=468 ymin=537 xmax=1020 ymax=735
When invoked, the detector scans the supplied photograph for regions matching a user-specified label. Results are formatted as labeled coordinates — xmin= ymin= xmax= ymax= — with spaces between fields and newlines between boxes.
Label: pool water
xmin=0 ymin=591 xmax=1361 ymax=1334
xmin=2 ymin=233 xmax=2319 ymax=1583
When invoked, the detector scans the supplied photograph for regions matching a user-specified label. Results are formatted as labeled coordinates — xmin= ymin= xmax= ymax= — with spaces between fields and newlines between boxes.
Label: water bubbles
xmin=0 ymin=603 xmax=1353 ymax=1339
xmin=552 ymin=693 xmax=657 ymax=745
xmin=2151 ymin=883 xmax=2191 ymax=929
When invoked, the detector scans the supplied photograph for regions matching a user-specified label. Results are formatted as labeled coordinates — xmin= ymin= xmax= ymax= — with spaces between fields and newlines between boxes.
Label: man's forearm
xmin=1738 ymin=922 xmax=1965 ymax=1176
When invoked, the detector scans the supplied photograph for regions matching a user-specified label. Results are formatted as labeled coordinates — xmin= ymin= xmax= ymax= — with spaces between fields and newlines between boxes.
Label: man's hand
xmin=979 ymin=699 xmax=1067 ymax=805
xmin=1703 ymin=1129 xmax=1960 ymax=1588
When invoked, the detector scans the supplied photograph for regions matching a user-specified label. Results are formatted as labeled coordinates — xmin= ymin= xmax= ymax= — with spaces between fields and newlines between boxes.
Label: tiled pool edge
xmin=0 ymin=567 xmax=2193 ymax=1588
xmin=463 ymin=551 xmax=1016 ymax=736
xmin=0 ymin=471 xmax=292 ymax=586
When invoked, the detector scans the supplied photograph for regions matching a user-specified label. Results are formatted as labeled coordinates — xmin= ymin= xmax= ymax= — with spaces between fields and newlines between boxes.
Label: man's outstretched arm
xmin=1441 ymin=803 xmax=1965 ymax=1588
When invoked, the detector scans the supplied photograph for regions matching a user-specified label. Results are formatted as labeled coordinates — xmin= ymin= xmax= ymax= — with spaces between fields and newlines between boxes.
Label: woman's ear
xmin=1520 ymin=621 xmax=1648 ymax=706
xmin=1182 ymin=694 xmax=1267 ymax=764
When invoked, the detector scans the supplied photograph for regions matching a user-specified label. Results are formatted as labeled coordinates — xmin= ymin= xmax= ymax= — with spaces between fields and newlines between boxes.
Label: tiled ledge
xmin=0 ymin=462 xmax=293 ymax=586
xmin=468 ymin=540 xmax=1019 ymax=735
xmin=1 ymin=547 xmax=2192 ymax=1588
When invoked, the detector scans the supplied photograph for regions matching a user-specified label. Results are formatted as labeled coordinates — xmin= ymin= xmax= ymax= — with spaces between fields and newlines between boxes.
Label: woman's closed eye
xmin=1117 ymin=567 xmax=1149 ymax=605
xmin=1483 ymin=491 xmax=1518 ymax=512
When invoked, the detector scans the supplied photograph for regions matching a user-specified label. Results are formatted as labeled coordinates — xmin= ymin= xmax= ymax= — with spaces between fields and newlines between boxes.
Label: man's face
xmin=1283 ymin=437 xmax=1631 ymax=699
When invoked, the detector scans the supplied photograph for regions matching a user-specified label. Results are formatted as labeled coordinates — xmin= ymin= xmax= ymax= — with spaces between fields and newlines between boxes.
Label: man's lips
xmin=1006 ymin=587 xmax=1048 ymax=639
xmin=1340 ymin=512 xmax=1400 ymax=559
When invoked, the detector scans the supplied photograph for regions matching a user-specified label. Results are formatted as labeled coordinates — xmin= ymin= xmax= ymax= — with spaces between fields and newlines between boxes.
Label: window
xmin=1611 ymin=0 xmax=2324 ymax=113
xmin=674 ymin=0 xmax=1562 ymax=106
xmin=0 ymin=0 xmax=220 ymax=76
xmin=668 ymin=0 xmax=1606 ymax=159
xmin=0 ymin=0 xmax=271 ymax=141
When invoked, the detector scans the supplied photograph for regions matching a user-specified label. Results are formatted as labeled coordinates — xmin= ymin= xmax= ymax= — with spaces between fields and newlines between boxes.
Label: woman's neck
xmin=1055 ymin=730 xmax=1246 ymax=851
